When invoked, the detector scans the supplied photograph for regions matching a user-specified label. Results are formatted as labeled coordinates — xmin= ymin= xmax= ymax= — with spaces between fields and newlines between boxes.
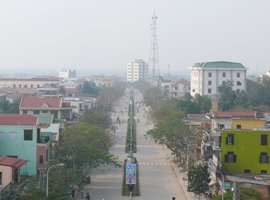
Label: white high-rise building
xmin=127 ymin=59 xmax=149 ymax=82
xmin=58 ymin=69 xmax=77 ymax=80
xmin=190 ymin=61 xmax=247 ymax=98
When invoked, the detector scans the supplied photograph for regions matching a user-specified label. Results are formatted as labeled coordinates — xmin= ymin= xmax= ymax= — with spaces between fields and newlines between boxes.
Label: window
xmin=261 ymin=134 xmax=267 ymax=145
xmin=236 ymin=125 xmax=241 ymax=130
xmin=226 ymin=134 xmax=234 ymax=145
xmin=261 ymin=170 xmax=267 ymax=174
xmin=39 ymin=155 xmax=43 ymax=164
xmin=225 ymin=152 xmax=237 ymax=163
xmin=222 ymin=72 xmax=226 ymax=77
xmin=218 ymin=124 xmax=225 ymax=129
xmin=192 ymin=89 xmax=195 ymax=92
xmin=0 ymin=172 xmax=2 ymax=185
xmin=237 ymin=73 xmax=240 ymax=77
xmin=208 ymin=81 xmax=212 ymax=86
xmin=33 ymin=110 xmax=40 ymax=115
xmin=237 ymin=81 xmax=242 ymax=86
xmin=244 ymin=169 xmax=251 ymax=174
xmin=23 ymin=110 xmax=27 ymax=114
xmin=0 ymin=132 xmax=4 ymax=140
xmin=208 ymin=88 xmax=211 ymax=94
xmin=208 ymin=72 xmax=212 ymax=77
xmin=260 ymin=152 xmax=268 ymax=164
xmin=24 ymin=130 xmax=33 ymax=141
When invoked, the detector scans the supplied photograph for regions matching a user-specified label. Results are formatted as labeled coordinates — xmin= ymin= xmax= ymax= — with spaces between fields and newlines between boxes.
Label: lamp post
xmin=46 ymin=163 xmax=65 ymax=197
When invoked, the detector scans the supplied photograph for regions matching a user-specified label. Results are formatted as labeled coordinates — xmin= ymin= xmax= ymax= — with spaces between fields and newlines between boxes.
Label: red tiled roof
xmin=180 ymin=81 xmax=190 ymax=86
xmin=0 ymin=114 xmax=37 ymax=125
xmin=214 ymin=111 xmax=256 ymax=118
xmin=0 ymin=156 xmax=27 ymax=168
xmin=20 ymin=96 xmax=61 ymax=108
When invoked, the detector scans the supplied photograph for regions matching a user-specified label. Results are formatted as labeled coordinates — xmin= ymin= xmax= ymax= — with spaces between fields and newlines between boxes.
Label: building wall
xmin=212 ymin=118 xmax=232 ymax=130
xmin=232 ymin=119 xmax=265 ymax=130
xmin=0 ymin=79 xmax=59 ymax=89
xmin=127 ymin=60 xmax=148 ymax=82
xmin=190 ymin=65 xmax=246 ymax=97
xmin=0 ymin=165 xmax=12 ymax=189
xmin=0 ymin=125 xmax=38 ymax=176
xmin=36 ymin=144 xmax=48 ymax=170
xmin=222 ymin=130 xmax=270 ymax=174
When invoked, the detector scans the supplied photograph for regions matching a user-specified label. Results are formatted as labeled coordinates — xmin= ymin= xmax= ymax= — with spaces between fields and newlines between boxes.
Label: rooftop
xmin=213 ymin=111 xmax=257 ymax=118
xmin=194 ymin=61 xmax=246 ymax=69
xmin=20 ymin=96 xmax=62 ymax=108
xmin=0 ymin=114 xmax=37 ymax=125
xmin=0 ymin=156 xmax=27 ymax=168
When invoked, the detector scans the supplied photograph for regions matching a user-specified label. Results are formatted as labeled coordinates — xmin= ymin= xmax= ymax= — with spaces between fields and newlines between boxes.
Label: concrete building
xmin=0 ymin=156 xmax=27 ymax=189
xmin=19 ymin=96 xmax=73 ymax=121
xmin=222 ymin=130 xmax=270 ymax=174
xmin=0 ymin=115 xmax=49 ymax=176
xmin=169 ymin=81 xmax=190 ymax=98
xmin=0 ymin=77 xmax=60 ymax=89
xmin=58 ymin=69 xmax=77 ymax=80
xmin=190 ymin=61 xmax=247 ymax=98
xmin=127 ymin=59 xmax=149 ymax=82
xmin=86 ymin=75 xmax=115 ymax=87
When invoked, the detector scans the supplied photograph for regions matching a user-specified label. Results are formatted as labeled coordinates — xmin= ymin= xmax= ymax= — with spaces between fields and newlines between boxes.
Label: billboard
xmin=126 ymin=163 xmax=137 ymax=185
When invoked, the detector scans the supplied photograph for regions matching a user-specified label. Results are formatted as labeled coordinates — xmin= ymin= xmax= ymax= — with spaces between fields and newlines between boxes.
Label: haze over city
xmin=0 ymin=0 xmax=269 ymax=76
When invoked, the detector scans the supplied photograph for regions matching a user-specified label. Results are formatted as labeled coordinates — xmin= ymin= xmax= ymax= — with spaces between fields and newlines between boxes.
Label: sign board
xmin=223 ymin=182 xmax=231 ymax=189
xmin=126 ymin=163 xmax=136 ymax=185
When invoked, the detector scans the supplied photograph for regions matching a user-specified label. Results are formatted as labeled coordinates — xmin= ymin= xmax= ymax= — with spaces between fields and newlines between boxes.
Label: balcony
xmin=37 ymin=136 xmax=50 ymax=144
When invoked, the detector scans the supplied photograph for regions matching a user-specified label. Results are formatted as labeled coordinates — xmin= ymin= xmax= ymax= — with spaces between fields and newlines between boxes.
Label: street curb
xmin=169 ymin=161 xmax=191 ymax=200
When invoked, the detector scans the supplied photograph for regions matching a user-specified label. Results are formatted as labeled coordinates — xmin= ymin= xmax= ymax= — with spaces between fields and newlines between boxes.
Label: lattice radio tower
xmin=149 ymin=12 xmax=160 ymax=80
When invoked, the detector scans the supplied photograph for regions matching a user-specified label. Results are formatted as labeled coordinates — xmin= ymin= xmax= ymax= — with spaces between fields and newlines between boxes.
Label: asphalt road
xmin=86 ymin=89 xmax=188 ymax=200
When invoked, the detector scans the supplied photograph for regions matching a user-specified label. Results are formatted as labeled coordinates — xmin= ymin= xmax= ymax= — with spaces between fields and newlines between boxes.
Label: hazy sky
xmin=0 ymin=0 xmax=269 ymax=77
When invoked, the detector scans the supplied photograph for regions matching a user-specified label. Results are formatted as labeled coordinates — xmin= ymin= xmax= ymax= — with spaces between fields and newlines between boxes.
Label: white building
xmin=58 ymin=69 xmax=77 ymax=80
xmin=0 ymin=77 xmax=60 ymax=89
xmin=127 ymin=59 xmax=149 ymax=82
xmin=190 ymin=61 xmax=247 ymax=98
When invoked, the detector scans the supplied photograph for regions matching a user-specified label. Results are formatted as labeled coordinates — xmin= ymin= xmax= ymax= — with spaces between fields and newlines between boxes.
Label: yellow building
xmin=232 ymin=118 xmax=265 ymax=130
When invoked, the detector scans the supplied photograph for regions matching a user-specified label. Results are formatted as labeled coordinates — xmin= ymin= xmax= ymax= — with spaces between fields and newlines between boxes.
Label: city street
xmin=86 ymin=89 xmax=189 ymax=200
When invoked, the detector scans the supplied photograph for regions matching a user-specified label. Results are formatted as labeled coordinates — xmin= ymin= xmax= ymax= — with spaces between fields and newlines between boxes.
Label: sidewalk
xmin=165 ymin=147 xmax=207 ymax=200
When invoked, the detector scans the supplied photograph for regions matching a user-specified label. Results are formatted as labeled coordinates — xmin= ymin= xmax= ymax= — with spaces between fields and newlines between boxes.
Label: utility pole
xmin=232 ymin=182 xmax=240 ymax=200
xmin=149 ymin=11 xmax=160 ymax=81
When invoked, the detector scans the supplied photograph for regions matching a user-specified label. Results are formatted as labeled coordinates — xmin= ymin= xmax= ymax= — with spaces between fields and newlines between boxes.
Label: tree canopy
xmin=187 ymin=164 xmax=210 ymax=196
xmin=81 ymin=81 xmax=100 ymax=96
xmin=176 ymin=94 xmax=212 ymax=114
xmin=0 ymin=99 xmax=19 ymax=114
xmin=57 ymin=123 xmax=117 ymax=168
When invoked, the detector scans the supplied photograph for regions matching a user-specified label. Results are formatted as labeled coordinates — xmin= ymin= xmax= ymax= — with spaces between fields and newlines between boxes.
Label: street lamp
xmin=46 ymin=163 xmax=65 ymax=197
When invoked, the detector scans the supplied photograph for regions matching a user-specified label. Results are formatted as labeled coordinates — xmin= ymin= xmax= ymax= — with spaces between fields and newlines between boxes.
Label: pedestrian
xmin=86 ymin=192 xmax=90 ymax=200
